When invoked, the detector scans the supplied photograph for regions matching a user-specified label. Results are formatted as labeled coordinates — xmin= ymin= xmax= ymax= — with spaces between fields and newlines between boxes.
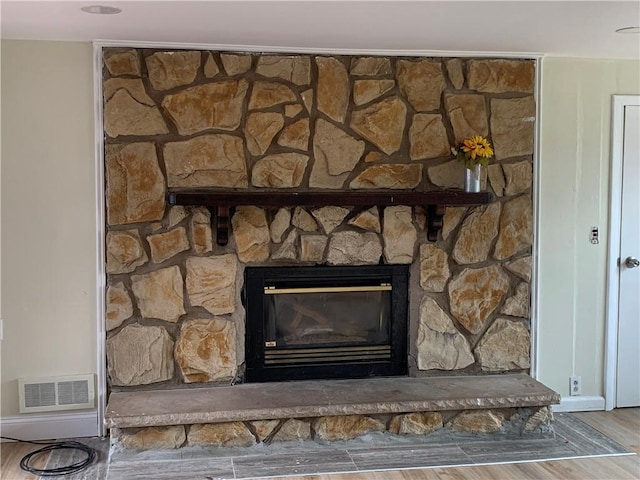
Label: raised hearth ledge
xmin=106 ymin=374 xmax=559 ymax=429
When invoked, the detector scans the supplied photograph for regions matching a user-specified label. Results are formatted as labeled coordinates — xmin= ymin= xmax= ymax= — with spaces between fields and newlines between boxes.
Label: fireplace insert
xmin=244 ymin=264 xmax=408 ymax=382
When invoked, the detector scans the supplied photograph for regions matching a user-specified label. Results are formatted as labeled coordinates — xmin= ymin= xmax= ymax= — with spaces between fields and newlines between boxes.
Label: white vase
xmin=464 ymin=164 xmax=482 ymax=193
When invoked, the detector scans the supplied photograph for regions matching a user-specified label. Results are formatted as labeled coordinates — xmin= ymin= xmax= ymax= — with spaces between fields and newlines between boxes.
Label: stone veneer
xmin=104 ymin=48 xmax=535 ymax=392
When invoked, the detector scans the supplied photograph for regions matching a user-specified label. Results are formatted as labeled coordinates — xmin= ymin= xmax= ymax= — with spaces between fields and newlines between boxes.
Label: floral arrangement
xmin=452 ymin=135 xmax=494 ymax=169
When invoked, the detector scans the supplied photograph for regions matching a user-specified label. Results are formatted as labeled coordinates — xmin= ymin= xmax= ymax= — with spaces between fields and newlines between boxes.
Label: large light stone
xmin=106 ymin=282 xmax=133 ymax=331
xmin=491 ymin=97 xmax=536 ymax=160
xmin=389 ymin=412 xmax=443 ymax=435
xmin=277 ymin=118 xmax=310 ymax=151
xmin=285 ymin=104 xmax=303 ymax=118
xmin=220 ymin=54 xmax=252 ymax=75
xmin=501 ymin=283 xmax=530 ymax=318
xmin=316 ymin=56 xmax=349 ymax=122
xmin=487 ymin=164 xmax=506 ymax=197
xmin=145 ymin=51 xmax=200 ymax=91
xmin=444 ymin=94 xmax=489 ymax=143
xmin=272 ymin=230 xmax=298 ymax=261
xmin=350 ymin=164 xmax=422 ymax=189
xmin=310 ymin=119 xmax=365 ymax=189
xmin=446 ymin=59 xmax=464 ymax=89
xmin=348 ymin=207 xmax=381 ymax=233
xmin=448 ymin=265 xmax=510 ymax=334
xmin=409 ymin=114 xmax=450 ymax=160
xmin=162 ymin=80 xmax=248 ymax=135
xmin=147 ymin=227 xmax=190 ymax=264
xmin=494 ymin=195 xmax=533 ymax=260
xmin=245 ymin=112 xmax=284 ymax=156
xmin=191 ymin=207 xmax=213 ymax=254
xmin=327 ymin=231 xmax=382 ymax=265
xmin=467 ymin=59 xmax=535 ymax=93
xmin=106 ymin=230 xmax=148 ymax=274
xmin=186 ymin=255 xmax=238 ymax=315
xmin=248 ymin=81 xmax=297 ymax=109
xmin=503 ymin=161 xmax=532 ymax=195
xmin=350 ymin=57 xmax=392 ymax=75
xmin=448 ymin=410 xmax=503 ymax=433
xmin=416 ymin=297 xmax=474 ymax=371
xmin=104 ymin=78 xmax=154 ymax=104
xmin=300 ymin=234 xmax=328 ymax=263
xmin=452 ymin=203 xmax=501 ymax=265
xmin=104 ymin=89 xmax=168 ymax=138
xmin=383 ymin=206 xmax=417 ymax=264
xmin=272 ymin=419 xmax=311 ymax=442
xmin=251 ymin=420 xmax=280 ymax=442
xmin=131 ymin=266 xmax=185 ymax=322
xmin=175 ymin=318 xmax=237 ymax=383
xmin=232 ymin=206 xmax=270 ymax=263
xmin=427 ymin=160 xmax=465 ymax=189
xmin=167 ymin=206 xmax=188 ymax=228
xmin=301 ymin=89 xmax=313 ymax=112
xmin=204 ymin=53 xmax=219 ymax=78
xmin=476 ymin=318 xmax=531 ymax=371
xmin=353 ymin=80 xmax=395 ymax=106
xmin=419 ymin=244 xmax=450 ymax=292
xmin=187 ymin=423 xmax=255 ymax=447
xmin=442 ymin=206 xmax=466 ymax=241
xmin=256 ymin=55 xmax=311 ymax=85
xmin=292 ymin=207 xmax=319 ymax=232
xmin=118 ymin=426 xmax=185 ymax=449
xmin=252 ymin=153 xmax=308 ymax=188
xmin=107 ymin=324 xmax=174 ymax=386
xmin=313 ymin=415 xmax=385 ymax=441
xmin=105 ymin=50 xmax=141 ymax=76
xmin=106 ymin=143 xmax=166 ymax=225
xmin=312 ymin=206 xmax=350 ymax=234
xmin=524 ymin=407 xmax=553 ymax=432
xmin=396 ymin=59 xmax=445 ymax=112
xmin=270 ymin=208 xmax=292 ymax=243
xmin=164 ymin=134 xmax=248 ymax=188
xmin=505 ymin=256 xmax=532 ymax=282
xmin=350 ymin=96 xmax=406 ymax=155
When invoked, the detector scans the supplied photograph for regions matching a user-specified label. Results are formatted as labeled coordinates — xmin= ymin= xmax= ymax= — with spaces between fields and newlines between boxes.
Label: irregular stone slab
xmin=270 ymin=208 xmax=292 ymax=243
xmin=106 ymin=230 xmax=148 ymax=274
xmin=186 ymin=254 xmax=238 ymax=315
xmin=348 ymin=207 xmax=381 ymax=233
xmin=147 ymin=227 xmax=189 ymax=264
xmin=300 ymin=234 xmax=328 ymax=263
xmin=272 ymin=419 xmax=311 ymax=442
xmin=383 ymin=206 xmax=417 ymax=264
xmin=467 ymin=59 xmax=535 ymax=93
xmin=314 ymin=415 xmax=385 ymax=441
xmin=501 ymin=282 xmax=530 ymax=318
xmin=505 ymin=255 xmax=532 ymax=282
xmin=312 ymin=206 xmax=350 ymax=234
xmin=442 ymin=206 xmax=466 ymax=241
xmin=285 ymin=104 xmax=303 ymax=118
xmin=204 ymin=53 xmax=220 ymax=78
xmin=449 ymin=410 xmax=503 ymax=433
xmin=494 ymin=195 xmax=533 ymax=260
xmin=232 ymin=206 xmax=270 ymax=263
xmin=427 ymin=159 xmax=466 ymax=189
xmin=191 ymin=207 xmax=213 ymax=254
xmin=301 ymin=89 xmax=313 ymax=112
xmin=350 ymin=164 xmax=422 ymax=189
xmin=419 ymin=244 xmax=450 ymax=292
xmin=104 ymin=78 xmax=155 ymax=104
xmin=145 ymin=51 xmax=200 ymax=91
xmin=476 ymin=318 xmax=531 ymax=371
xmin=327 ymin=231 xmax=382 ymax=265
xmin=188 ymin=422 xmax=255 ymax=447
xmin=162 ymin=80 xmax=248 ymax=135
xmin=107 ymin=324 xmax=174 ymax=386
xmin=106 ymin=143 xmax=166 ymax=225
xmin=131 ymin=266 xmax=185 ymax=322
xmin=105 ymin=50 xmax=141 ymax=76
xmin=389 ymin=412 xmax=443 ymax=435
xmin=524 ymin=407 xmax=553 ymax=432
xmin=248 ymin=81 xmax=297 ymax=110
xmin=452 ymin=203 xmax=501 ymax=265
xmin=118 ymin=426 xmax=185 ymax=449
xmin=252 ymin=153 xmax=308 ymax=188
xmin=503 ymin=161 xmax=532 ymax=195
xmin=167 ymin=206 xmax=188 ymax=228
xmin=350 ymin=96 xmax=406 ymax=155
xmin=104 ymin=89 xmax=168 ymax=138
xmin=292 ymin=207 xmax=319 ymax=232
xmin=245 ymin=112 xmax=284 ymax=155
xmin=491 ymin=96 xmax=536 ymax=160
xmin=277 ymin=118 xmax=310 ymax=151
xmin=353 ymin=79 xmax=395 ymax=106
xmin=256 ymin=55 xmax=311 ymax=85
xmin=364 ymin=152 xmax=383 ymax=163
xmin=106 ymin=282 xmax=133 ymax=331
xmin=272 ymin=230 xmax=298 ymax=261
xmin=310 ymin=119 xmax=364 ymax=189
xmin=396 ymin=59 xmax=445 ymax=112
xmin=350 ymin=57 xmax=392 ymax=76
xmin=446 ymin=59 xmax=464 ymax=89
xmin=175 ymin=318 xmax=237 ymax=383
xmin=449 ymin=265 xmax=510 ymax=334
xmin=251 ymin=420 xmax=280 ymax=442
xmin=316 ymin=56 xmax=349 ymax=122
xmin=409 ymin=113 xmax=450 ymax=160
xmin=417 ymin=297 xmax=474 ymax=371
xmin=220 ymin=54 xmax=252 ymax=76
xmin=444 ymin=94 xmax=489 ymax=142
xmin=487 ymin=164 xmax=506 ymax=197
xmin=164 ymin=134 xmax=248 ymax=188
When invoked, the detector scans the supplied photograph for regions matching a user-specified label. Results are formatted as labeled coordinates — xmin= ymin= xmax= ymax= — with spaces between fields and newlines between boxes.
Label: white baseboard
xmin=551 ymin=396 xmax=606 ymax=413
xmin=1 ymin=410 xmax=100 ymax=441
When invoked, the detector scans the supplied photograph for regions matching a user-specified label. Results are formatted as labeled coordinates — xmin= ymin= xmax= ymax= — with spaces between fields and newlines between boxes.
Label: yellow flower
xmin=462 ymin=135 xmax=494 ymax=160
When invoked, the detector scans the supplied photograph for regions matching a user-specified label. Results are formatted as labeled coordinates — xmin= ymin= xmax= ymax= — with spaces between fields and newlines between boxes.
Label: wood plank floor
xmin=2 ymin=408 xmax=638 ymax=480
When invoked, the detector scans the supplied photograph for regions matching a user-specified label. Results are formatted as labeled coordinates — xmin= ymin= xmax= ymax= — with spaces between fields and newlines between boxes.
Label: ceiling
xmin=1 ymin=1 xmax=639 ymax=59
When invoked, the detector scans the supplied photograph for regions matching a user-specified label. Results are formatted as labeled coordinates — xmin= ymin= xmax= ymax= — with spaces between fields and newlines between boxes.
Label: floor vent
xmin=19 ymin=374 xmax=95 ymax=413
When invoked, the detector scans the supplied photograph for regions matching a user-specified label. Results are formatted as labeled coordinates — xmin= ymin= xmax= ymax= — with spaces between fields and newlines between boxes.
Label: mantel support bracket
xmin=209 ymin=206 xmax=230 ymax=246
xmin=426 ymin=204 xmax=446 ymax=242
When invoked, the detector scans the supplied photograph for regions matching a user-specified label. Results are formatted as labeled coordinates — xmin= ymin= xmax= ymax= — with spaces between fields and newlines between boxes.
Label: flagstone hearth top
xmin=105 ymin=374 xmax=559 ymax=429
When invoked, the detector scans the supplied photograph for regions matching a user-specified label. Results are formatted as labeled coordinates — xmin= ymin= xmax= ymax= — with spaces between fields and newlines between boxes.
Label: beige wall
xmin=538 ymin=57 xmax=640 ymax=398
xmin=1 ymin=40 xmax=96 ymax=416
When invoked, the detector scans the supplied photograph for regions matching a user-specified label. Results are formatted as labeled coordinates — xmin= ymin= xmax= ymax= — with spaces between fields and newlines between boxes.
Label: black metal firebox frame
xmin=243 ymin=264 xmax=409 ymax=383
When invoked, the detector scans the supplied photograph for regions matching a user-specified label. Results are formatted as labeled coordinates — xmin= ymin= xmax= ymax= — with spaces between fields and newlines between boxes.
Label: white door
xmin=616 ymin=103 xmax=640 ymax=408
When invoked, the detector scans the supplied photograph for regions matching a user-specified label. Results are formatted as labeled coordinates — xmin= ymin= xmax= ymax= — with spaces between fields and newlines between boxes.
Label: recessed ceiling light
xmin=615 ymin=26 xmax=640 ymax=34
xmin=80 ymin=5 xmax=122 ymax=15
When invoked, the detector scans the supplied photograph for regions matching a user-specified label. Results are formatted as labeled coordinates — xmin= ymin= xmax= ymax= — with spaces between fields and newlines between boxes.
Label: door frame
xmin=604 ymin=95 xmax=640 ymax=411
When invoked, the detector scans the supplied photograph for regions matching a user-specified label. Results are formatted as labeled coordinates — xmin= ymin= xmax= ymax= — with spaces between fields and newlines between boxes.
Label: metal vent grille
xmin=24 ymin=382 xmax=56 ymax=408
xmin=19 ymin=375 xmax=95 ymax=413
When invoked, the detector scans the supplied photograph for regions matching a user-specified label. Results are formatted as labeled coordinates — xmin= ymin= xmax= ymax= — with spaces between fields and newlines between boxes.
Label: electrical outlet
xmin=590 ymin=226 xmax=599 ymax=244
xmin=570 ymin=376 xmax=582 ymax=396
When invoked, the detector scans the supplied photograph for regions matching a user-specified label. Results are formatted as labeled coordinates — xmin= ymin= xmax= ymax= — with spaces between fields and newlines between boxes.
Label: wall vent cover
xmin=18 ymin=374 xmax=95 ymax=413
